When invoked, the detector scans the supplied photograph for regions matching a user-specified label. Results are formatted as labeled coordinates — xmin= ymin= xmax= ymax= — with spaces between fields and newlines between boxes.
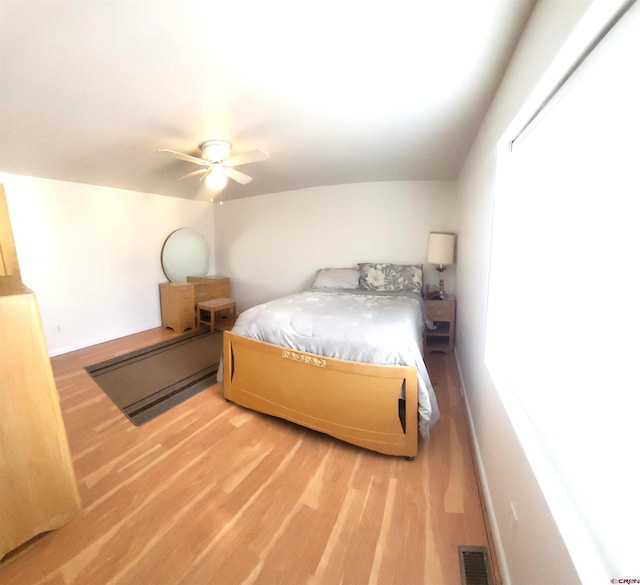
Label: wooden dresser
xmin=0 ymin=186 xmax=81 ymax=560
xmin=187 ymin=275 xmax=231 ymax=306
xmin=159 ymin=276 xmax=232 ymax=333
xmin=159 ymin=281 xmax=195 ymax=333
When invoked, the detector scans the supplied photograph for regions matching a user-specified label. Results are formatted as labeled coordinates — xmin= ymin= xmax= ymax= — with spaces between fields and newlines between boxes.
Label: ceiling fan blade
xmin=158 ymin=149 xmax=208 ymax=166
xmin=176 ymin=168 xmax=208 ymax=180
xmin=224 ymin=167 xmax=253 ymax=185
xmin=224 ymin=149 xmax=269 ymax=167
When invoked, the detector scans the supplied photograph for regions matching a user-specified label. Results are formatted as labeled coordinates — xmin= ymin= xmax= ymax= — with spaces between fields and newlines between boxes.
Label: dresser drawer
xmin=177 ymin=288 xmax=194 ymax=307
xmin=188 ymin=276 xmax=230 ymax=301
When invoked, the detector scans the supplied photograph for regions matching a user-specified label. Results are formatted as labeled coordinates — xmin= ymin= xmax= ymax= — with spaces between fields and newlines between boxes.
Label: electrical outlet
xmin=48 ymin=325 xmax=62 ymax=337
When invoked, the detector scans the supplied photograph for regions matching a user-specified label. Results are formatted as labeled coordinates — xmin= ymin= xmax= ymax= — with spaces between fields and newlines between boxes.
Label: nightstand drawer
xmin=425 ymin=300 xmax=455 ymax=321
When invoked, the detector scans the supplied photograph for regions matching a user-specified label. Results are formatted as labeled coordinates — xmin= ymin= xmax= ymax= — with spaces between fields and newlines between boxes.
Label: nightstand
xmin=424 ymin=296 xmax=456 ymax=354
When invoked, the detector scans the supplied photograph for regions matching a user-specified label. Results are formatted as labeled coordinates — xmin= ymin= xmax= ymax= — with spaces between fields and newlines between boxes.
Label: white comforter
xmin=225 ymin=288 xmax=439 ymax=437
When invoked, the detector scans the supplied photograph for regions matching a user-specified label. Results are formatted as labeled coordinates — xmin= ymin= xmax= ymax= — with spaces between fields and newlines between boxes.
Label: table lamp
xmin=427 ymin=232 xmax=456 ymax=299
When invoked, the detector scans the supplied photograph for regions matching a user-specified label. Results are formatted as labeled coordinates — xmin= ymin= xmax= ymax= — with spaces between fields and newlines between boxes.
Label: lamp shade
xmin=427 ymin=232 xmax=455 ymax=265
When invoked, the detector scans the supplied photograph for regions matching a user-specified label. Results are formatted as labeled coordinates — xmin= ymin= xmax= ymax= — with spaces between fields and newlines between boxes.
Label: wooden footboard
xmin=222 ymin=331 xmax=418 ymax=457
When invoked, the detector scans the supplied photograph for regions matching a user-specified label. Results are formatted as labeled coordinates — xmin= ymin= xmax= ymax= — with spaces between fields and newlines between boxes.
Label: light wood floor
xmin=0 ymin=327 xmax=499 ymax=585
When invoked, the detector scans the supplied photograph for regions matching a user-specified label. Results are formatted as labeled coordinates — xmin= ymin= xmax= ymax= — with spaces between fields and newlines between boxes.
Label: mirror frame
xmin=161 ymin=227 xmax=210 ymax=282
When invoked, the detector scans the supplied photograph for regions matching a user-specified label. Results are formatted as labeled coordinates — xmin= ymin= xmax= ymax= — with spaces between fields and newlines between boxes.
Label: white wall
xmin=3 ymin=176 xmax=457 ymax=356
xmin=2 ymin=174 xmax=214 ymax=355
xmin=455 ymin=1 xmax=612 ymax=584
xmin=212 ymin=180 xmax=458 ymax=311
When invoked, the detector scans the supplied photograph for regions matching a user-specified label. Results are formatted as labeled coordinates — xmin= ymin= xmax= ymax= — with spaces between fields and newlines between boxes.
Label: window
xmin=486 ymin=0 xmax=640 ymax=578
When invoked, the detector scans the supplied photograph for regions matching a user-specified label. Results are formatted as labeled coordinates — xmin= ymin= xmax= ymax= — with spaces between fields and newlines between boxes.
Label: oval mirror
xmin=161 ymin=228 xmax=210 ymax=282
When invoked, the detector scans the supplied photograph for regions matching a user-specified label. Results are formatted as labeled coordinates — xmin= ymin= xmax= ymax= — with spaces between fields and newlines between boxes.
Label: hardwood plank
xmin=0 ymin=327 xmax=500 ymax=585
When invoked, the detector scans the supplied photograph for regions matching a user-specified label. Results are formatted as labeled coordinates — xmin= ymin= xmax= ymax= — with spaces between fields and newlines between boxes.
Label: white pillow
xmin=312 ymin=267 xmax=360 ymax=289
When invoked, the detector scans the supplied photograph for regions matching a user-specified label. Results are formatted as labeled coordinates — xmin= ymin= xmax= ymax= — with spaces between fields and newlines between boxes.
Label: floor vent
xmin=459 ymin=546 xmax=494 ymax=585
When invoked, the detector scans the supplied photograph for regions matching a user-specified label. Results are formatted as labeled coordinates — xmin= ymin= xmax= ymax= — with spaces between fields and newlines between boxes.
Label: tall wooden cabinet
xmin=0 ymin=186 xmax=81 ymax=560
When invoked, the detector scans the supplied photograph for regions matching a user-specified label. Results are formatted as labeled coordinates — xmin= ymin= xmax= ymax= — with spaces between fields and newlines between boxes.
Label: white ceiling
xmin=0 ymin=1 xmax=535 ymax=202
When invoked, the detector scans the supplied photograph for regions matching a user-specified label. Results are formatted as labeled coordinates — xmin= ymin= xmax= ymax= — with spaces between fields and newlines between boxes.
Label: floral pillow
xmin=358 ymin=263 xmax=423 ymax=293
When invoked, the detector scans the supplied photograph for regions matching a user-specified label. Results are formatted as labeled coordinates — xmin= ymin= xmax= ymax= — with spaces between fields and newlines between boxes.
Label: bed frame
xmin=222 ymin=331 xmax=418 ymax=458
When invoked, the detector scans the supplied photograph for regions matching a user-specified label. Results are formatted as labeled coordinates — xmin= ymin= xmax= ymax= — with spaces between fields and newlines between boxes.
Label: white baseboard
xmin=453 ymin=349 xmax=510 ymax=585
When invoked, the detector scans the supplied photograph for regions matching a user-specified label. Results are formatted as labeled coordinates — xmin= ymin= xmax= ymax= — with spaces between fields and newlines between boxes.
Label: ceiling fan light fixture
xmin=200 ymin=139 xmax=231 ymax=163
xmin=205 ymin=163 xmax=228 ymax=191
xmin=160 ymin=139 xmax=266 ymax=190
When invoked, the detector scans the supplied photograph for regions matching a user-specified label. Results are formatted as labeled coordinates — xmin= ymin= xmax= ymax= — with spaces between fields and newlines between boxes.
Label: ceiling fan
xmin=158 ymin=139 xmax=269 ymax=190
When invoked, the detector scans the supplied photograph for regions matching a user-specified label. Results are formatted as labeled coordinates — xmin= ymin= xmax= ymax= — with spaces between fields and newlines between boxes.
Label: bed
xmin=222 ymin=264 xmax=440 ymax=458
